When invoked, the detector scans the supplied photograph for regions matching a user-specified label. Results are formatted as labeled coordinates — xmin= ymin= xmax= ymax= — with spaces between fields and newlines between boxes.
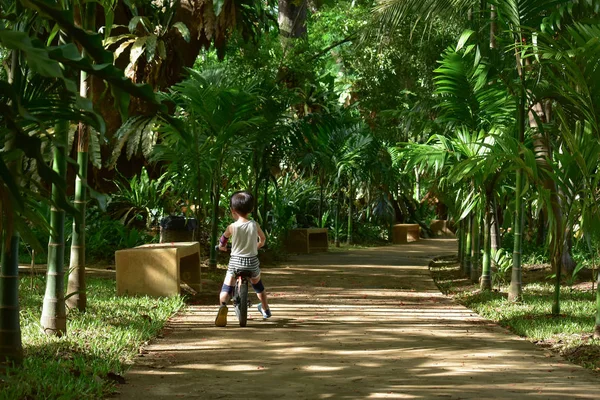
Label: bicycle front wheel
xmin=238 ymin=280 xmax=248 ymax=327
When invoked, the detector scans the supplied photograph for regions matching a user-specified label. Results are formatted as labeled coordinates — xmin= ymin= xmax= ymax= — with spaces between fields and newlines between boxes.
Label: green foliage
xmin=457 ymin=283 xmax=595 ymax=339
xmin=108 ymin=167 xmax=175 ymax=229
xmin=0 ymin=276 xmax=184 ymax=399
xmin=85 ymin=205 xmax=158 ymax=261
xmin=491 ymin=248 xmax=512 ymax=289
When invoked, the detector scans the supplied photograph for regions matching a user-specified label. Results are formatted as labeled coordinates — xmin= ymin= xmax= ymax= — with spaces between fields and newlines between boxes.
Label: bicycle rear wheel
xmin=238 ymin=280 xmax=248 ymax=327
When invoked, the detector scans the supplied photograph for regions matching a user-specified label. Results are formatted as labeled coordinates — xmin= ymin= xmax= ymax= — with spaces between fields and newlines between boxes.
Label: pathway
xmin=117 ymin=239 xmax=600 ymax=399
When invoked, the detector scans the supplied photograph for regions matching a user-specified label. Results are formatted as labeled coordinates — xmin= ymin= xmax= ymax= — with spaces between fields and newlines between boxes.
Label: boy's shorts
xmin=227 ymin=255 xmax=261 ymax=279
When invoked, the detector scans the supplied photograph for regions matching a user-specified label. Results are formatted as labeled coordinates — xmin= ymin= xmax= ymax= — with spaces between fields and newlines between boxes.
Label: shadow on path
xmin=116 ymin=239 xmax=599 ymax=399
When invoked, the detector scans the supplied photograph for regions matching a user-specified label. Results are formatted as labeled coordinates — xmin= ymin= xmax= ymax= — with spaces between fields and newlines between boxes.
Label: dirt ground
xmin=115 ymin=239 xmax=600 ymax=399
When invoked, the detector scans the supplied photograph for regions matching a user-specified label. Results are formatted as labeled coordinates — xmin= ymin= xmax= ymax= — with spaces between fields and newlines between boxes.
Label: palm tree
xmin=155 ymin=68 xmax=263 ymax=269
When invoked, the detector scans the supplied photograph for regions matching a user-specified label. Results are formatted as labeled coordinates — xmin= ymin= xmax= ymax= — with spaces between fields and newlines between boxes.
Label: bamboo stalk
xmin=41 ymin=120 xmax=68 ymax=336
xmin=464 ymin=215 xmax=472 ymax=277
xmin=470 ymin=214 xmax=481 ymax=283
xmin=66 ymin=3 xmax=95 ymax=312
xmin=481 ymin=207 xmax=492 ymax=290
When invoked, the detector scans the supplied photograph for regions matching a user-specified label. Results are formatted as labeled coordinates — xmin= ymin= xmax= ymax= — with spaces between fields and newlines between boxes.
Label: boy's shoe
xmin=215 ymin=305 xmax=228 ymax=327
xmin=257 ymin=304 xmax=271 ymax=319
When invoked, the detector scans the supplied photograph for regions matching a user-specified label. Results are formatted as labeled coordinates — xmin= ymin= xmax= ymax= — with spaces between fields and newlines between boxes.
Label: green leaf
xmin=114 ymin=38 xmax=135 ymax=60
xmin=104 ymin=8 xmax=115 ymax=39
xmin=456 ymin=29 xmax=474 ymax=51
xmin=129 ymin=36 xmax=148 ymax=66
xmin=173 ymin=22 xmax=190 ymax=43
xmin=0 ymin=30 xmax=64 ymax=79
xmin=157 ymin=40 xmax=166 ymax=59
xmin=213 ymin=0 xmax=224 ymax=16
xmin=146 ymin=35 xmax=157 ymax=62
xmin=47 ymin=23 xmax=60 ymax=46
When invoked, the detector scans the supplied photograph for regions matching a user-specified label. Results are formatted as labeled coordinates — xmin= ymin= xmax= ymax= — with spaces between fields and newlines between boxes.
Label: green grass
xmin=431 ymin=262 xmax=600 ymax=371
xmin=1 ymin=275 xmax=184 ymax=399
xmin=456 ymin=284 xmax=595 ymax=339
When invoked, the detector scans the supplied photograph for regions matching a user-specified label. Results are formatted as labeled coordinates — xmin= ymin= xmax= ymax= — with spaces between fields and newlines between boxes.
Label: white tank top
xmin=230 ymin=220 xmax=258 ymax=257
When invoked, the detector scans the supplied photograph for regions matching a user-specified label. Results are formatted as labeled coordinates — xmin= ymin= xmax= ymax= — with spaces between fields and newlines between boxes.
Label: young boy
xmin=215 ymin=191 xmax=271 ymax=327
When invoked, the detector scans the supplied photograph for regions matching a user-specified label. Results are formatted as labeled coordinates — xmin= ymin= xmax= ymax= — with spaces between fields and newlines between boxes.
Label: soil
xmin=115 ymin=239 xmax=600 ymax=399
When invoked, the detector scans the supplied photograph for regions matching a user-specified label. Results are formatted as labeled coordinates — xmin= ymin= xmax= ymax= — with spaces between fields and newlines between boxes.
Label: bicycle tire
xmin=238 ymin=280 xmax=248 ymax=327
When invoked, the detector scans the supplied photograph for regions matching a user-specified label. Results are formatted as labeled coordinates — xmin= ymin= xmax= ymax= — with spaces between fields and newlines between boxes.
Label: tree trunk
xmin=67 ymin=3 xmax=95 ymax=312
xmin=0 ymin=230 xmax=22 ymax=367
xmin=508 ymin=169 xmax=524 ymax=302
xmin=489 ymin=4 xmax=497 ymax=50
xmin=347 ymin=178 xmax=354 ymax=245
xmin=0 ymin=49 xmax=24 ymax=367
xmin=458 ymin=219 xmax=464 ymax=265
xmin=481 ymin=206 xmax=492 ymax=290
xmin=508 ymin=65 xmax=526 ymax=302
xmin=335 ymin=186 xmax=341 ymax=247
xmin=318 ymin=171 xmax=324 ymax=227
xmin=278 ymin=0 xmax=307 ymax=40
xmin=490 ymin=197 xmax=500 ymax=251
xmin=463 ymin=215 xmax=472 ymax=277
xmin=594 ymin=270 xmax=600 ymax=338
xmin=208 ymin=172 xmax=220 ymax=271
xmin=470 ymin=214 xmax=481 ymax=283
xmin=41 ymin=120 xmax=69 ymax=336
xmin=262 ymin=174 xmax=269 ymax=232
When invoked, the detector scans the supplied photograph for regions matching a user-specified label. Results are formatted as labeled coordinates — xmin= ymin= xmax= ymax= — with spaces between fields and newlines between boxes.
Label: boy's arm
xmin=218 ymin=225 xmax=232 ymax=251
xmin=256 ymin=223 xmax=266 ymax=249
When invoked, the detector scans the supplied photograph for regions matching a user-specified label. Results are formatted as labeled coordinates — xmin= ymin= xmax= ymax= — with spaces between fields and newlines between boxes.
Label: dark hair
xmin=230 ymin=191 xmax=254 ymax=215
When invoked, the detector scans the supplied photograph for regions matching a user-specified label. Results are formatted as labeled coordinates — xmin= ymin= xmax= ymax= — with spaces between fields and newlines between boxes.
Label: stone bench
xmin=286 ymin=228 xmax=328 ymax=253
xmin=116 ymin=242 xmax=202 ymax=297
xmin=392 ymin=224 xmax=420 ymax=244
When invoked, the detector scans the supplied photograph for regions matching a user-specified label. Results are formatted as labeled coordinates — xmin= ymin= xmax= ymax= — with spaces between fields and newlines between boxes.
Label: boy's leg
xmin=220 ymin=273 xmax=235 ymax=304
xmin=215 ymin=273 xmax=235 ymax=327
xmin=250 ymin=274 xmax=269 ymax=313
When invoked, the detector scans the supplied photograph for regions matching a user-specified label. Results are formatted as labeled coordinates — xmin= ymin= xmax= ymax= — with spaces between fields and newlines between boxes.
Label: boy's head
xmin=230 ymin=191 xmax=254 ymax=216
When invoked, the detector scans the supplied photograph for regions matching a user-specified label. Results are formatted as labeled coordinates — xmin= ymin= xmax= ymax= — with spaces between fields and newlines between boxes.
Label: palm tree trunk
xmin=489 ymin=4 xmax=497 ymax=50
xmin=208 ymin=171 xmax=220 ymax=271
xmin=335 ymin=186 xmax=341 ymax=247
xmin=67 ymin=3 xmax=95 ymax=312
xmin=0 ymin=49 xmax=24 ymax=366
xmin=481 ymin=205 xmax=492 ymax=290
xmin=41 ymin=119 xmax=69 ymax=336
xmin=0 ymin=229 xmax=23 ymax=367
xmin=470 ymin=213 xmax=481 ymax=283
xmin=490 ymin=197 xmax=500 ymax=251
xmin=458 ymin=219 xmax=464 ymax=265
xmin=463 ymin=215 xmax=472 ymax=277
xmin=508 ymin=168 xmax=524 ymax=302
xmin=347 ymin=177 xmax=354 ymax=245
xmin=319 ymin=171 xmax=324 ymax=227
xmin=262 ymin=174 xmax=269 ymax=232
xmin=594 ymin=272 xmax=600 ymax=338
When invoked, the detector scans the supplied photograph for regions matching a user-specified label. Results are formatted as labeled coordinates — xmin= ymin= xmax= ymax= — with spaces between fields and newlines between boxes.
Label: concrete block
xmin=116 ymin=242 xmax=202 ymax=297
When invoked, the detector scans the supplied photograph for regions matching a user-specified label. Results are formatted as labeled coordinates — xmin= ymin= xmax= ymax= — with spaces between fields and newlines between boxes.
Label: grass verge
xmin=430 ymin=259 xmax=600 ymax=372
xmin=1 ymin=275 xmax=184 ymax=399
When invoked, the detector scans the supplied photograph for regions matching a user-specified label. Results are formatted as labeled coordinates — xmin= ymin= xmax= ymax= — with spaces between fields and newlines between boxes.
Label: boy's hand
xmin=218 ymin=245 xmax=227 ymax=252
xmin=257 ymin=242 xmax=264 ymax=249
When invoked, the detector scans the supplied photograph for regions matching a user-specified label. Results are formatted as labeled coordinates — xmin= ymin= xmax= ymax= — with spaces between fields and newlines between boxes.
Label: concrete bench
xmin=286 ymin=228 xmax=328 ymax=253
xmin=116 ymin=242 xmax=202 ymax=297
xmin=392 ymin=224 xmax=420 ymax=244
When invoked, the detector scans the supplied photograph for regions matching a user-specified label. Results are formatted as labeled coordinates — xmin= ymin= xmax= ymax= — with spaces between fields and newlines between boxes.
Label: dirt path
xmin=116 ymin=239 xmax=600 ymax=399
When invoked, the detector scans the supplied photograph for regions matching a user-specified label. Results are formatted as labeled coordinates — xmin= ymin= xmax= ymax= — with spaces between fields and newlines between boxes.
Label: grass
xmin=1 ymin=275 xmax=184 ymax=399
xmin=430 ymin=260 xmax=600 ymax=372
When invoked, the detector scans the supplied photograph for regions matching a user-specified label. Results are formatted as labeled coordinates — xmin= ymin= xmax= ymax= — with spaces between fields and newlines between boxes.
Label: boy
xmin=215 ymin=191 xmax=271 ymax=327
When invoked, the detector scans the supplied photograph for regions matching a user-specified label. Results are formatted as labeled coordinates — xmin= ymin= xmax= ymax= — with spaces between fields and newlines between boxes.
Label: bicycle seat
xmin=234 ymin=270 xmax=253 ymax=279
